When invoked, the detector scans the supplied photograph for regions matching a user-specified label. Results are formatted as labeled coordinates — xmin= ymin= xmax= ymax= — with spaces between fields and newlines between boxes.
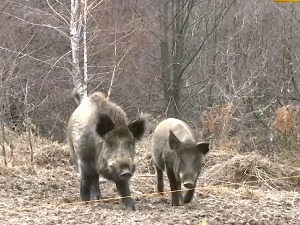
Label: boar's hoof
xmin=119 ymin=169 xmax=132 ymax=180
xmin=125 ymin=200 xmax=136 ymax=211
xmin=171 ymin=201 xmax=183 ymax=207
xmin=127 ymin=204 xmax=136 ymax=211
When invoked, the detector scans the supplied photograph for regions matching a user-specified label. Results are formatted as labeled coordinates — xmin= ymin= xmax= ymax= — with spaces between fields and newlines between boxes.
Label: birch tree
xmin=70 ymin=0 xmax=87 ymax=98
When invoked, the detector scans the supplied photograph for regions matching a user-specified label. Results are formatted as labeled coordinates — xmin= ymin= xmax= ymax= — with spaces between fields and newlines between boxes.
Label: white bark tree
xmin=70 ymin=0 xmax=87 ymax=98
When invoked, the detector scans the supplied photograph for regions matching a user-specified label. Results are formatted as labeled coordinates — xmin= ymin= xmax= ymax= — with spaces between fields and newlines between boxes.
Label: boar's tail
xmin=72 ymin=89 xmax=82 ymax=105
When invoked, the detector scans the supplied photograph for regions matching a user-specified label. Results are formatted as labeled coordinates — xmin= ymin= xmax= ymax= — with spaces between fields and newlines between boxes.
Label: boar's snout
xmin=119 ymin=168 xmax=132 ymax=180
xmin=180 ymin=173 xmax=197 ymax=189
xmin=183 ymin=180 xmax=195 ymax=189
xmin=108 ymin=158 xmax=135 ymax=181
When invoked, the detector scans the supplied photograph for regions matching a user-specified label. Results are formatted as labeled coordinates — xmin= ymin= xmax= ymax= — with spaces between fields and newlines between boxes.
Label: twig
xmin=1 ymin=122 xmax=7 ymax=166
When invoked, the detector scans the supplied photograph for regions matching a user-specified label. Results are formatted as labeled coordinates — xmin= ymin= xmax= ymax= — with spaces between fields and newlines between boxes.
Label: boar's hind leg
xmin=116 ymin=180 xmax=136 ymax=211
xmin=155 ymin=165 xmax=164 ymax=194
xmin=166 ymin=167 xmax=183 ymax=206
xmin=79 ymin=160 xmax=101 ymax=201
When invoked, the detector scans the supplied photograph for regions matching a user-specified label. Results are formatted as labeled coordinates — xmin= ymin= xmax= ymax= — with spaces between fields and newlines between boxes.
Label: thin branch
xmin=3 ymin=12 xmax=69 ymax=40
xmin=179 ymin=0 xmax=236 ymax=77
xmin=45 ymin=0 xmax=69 ymax=26
xmin=181 ymin=81 xmax=208 ymax=109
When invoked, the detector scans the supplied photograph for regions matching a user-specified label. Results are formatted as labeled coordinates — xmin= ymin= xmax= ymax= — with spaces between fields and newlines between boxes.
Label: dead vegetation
xmin=0 ymin=126 xmax=70 ymax=168
xmin=201 ymin=104 xmax=300 ymax=191
xmin=1 ymin=124 xmax=300 ymax=191
xmin=203 ymin=151 xmax=300 ymax=191
xmin=1 ymin=125 xmax=300 ymax=224
xmin=202 ymin=104 xmax=300 ymax=163
xmin=271 ymin=106 xmax=300 ymax=165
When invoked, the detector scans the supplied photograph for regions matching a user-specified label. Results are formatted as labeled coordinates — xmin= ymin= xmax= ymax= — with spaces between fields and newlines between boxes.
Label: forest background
xmin=0 ymin=0 xmax=299 ymax=163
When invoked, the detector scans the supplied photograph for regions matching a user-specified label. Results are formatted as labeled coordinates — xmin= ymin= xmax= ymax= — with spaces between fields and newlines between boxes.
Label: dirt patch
xmin=1 ymin=129 xmax=300 ymax=224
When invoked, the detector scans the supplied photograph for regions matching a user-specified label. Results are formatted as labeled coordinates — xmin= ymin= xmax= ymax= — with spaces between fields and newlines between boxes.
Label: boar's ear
xmin=128 ymin=118 xmax=145 ymax=140
xmin=197 ymin=142 xmax=209 ymax=155
xmin=96 ymin=114 xmax=115 ymax=137
xmin=169 ymin=130 xmax=181 ymax=151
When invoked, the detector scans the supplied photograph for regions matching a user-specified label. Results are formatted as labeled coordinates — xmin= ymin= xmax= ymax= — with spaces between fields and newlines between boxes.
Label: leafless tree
xmin=157 ymin=0 xmax=235 ymax=118
xmin=0 ymin=0 xmax=299 ymax=155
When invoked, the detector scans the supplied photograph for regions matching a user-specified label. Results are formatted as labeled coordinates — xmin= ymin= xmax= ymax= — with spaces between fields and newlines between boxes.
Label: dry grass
xmin=273 ymin=106 xmax=298 ymax=133
xmin=202 ymin=102 xmax=238 ymax=151
xmin=201 ymin=104 xmax=300 ymax=167
xmin=271 ymin=106 xmax=300 ymax=166
xmin=202 ymin=151 xmax=300 ymax=190
xmin=2 ymin=126 xmax=300 ymax=192
xmin=135 ymin=134 xmax=154 ymax=174
xmin=1 ymin=127 xmax=300 ymax=224
xmin=0 ymin=126 xmax=69 ymax=168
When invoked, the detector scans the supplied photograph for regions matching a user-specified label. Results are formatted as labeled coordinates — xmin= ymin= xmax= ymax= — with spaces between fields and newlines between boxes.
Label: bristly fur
xmin=67 ymin=91 xmax=146 ymax=210
xmin=151 ymin=118 xmax=209 ymax=206
xmin=67 ymin=91 xmax=131 ymax=170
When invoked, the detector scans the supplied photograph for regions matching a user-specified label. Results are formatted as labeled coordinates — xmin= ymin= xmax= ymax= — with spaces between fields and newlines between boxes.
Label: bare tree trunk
xmin=0 ymin=123 xmax=7 ymax=166
xmin=70 ymin=0 xmax=87 ymax=98
xmin=0 ymin=78 xmax=7 ymax=166
xmin=82 ymin=0 xmax=88 ymax=94
xmin=107 ymin=0 xmax=118 ymax=100
xmin=170 ymin=0 xmax=186 ymax=118
xmin=23 ymin=80 xmax=34 ymax=166
xmin=208 ymin=0 xmax=218 ymax=108
xmin=158 ymin=0 xmax=192 ymax=118
xmin=159 ymin=0 xmax=172 ymax=116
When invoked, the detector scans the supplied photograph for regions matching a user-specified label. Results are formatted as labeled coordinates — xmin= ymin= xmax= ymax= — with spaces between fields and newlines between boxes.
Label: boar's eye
xmin=193 ymin=154 xmax=202 ymax=165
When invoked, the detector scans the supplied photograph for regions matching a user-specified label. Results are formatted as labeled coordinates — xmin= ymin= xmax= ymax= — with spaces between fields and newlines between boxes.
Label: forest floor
xmin=0 ymin=129 xmax=300 ymax=225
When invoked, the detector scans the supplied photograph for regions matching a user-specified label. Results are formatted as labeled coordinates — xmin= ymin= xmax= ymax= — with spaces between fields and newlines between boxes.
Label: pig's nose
xmin=183 ymin=181 xmax=195 ymax=189
xmin=119 ymin=169 xmax=132 ymax=180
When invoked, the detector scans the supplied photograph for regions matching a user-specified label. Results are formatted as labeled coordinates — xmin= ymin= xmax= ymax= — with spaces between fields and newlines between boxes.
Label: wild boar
xmin=152 ymin=118 xmax=209 ymax=206
xmin=67 ymin=92 xmax=145 ymax=210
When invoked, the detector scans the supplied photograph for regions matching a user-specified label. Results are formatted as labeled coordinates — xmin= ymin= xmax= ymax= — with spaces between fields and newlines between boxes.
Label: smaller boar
xmin=152 ymin=118 xmax=209 ymax=206
xmin=67 ymin=92 xmax=145 ymax=210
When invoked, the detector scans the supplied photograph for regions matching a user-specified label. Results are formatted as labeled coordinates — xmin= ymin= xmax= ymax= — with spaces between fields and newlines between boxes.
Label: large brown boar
xmin=67 ymin=92 xmax=145 ymax=210
xmin=152 ymin=118 xmax=209 ymax=206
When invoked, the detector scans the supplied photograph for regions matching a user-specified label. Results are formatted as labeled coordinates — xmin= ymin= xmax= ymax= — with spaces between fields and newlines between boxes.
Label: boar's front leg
xmin=166 ymin=167 xmax=183 ymax=206
xmin=90 ymin=175 xmax=101 ymax=200
xmin=183 ymin=189 xmax=195 ymax=203
xmin=116 ymin=180 xmax=136 ymax=211
xmin=80 ymin=178 xmax=91 ymax=201
xmin=79 ymin=159 xmax=101 ymax=201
